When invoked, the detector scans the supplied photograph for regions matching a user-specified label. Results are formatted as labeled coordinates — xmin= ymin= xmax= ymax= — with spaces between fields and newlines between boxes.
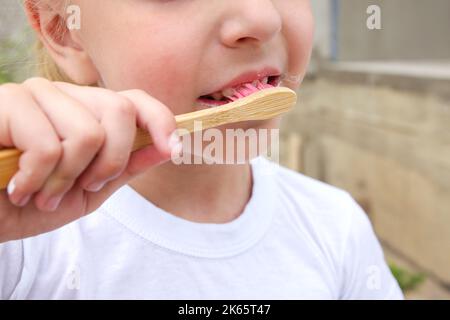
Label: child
xmin=0 ymin=0 xmax=402 ymax=299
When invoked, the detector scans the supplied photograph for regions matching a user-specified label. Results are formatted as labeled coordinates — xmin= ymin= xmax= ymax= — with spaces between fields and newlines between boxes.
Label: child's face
xmin=75 ymin=0 xmax=314 ymax=118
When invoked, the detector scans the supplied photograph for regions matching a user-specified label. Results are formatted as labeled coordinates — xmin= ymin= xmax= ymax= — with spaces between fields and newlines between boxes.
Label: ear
xmin=24 ymin=0 xmax=100 ymax=85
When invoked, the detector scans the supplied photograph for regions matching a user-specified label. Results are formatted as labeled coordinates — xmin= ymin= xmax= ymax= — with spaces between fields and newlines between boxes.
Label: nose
xmin=220 ymin=0 xmax=282 ymax=48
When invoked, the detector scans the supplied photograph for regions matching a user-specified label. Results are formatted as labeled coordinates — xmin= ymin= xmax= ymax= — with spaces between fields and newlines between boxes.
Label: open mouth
xmin=196 ymin=75 xmax=282 ymax=108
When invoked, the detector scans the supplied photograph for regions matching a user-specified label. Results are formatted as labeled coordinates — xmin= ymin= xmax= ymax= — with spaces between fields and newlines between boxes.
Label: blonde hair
xmin=35 ymin=41 xmax=73 ymax=82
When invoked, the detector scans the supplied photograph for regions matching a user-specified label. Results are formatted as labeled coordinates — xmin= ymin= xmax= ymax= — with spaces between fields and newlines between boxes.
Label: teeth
xmin=208 ymin=76 xmax=272 ymax=101
xmin=221 ymin=87 xmax=236 ymax=98
xmin=211 ymin=92 xmax=224 ymax=101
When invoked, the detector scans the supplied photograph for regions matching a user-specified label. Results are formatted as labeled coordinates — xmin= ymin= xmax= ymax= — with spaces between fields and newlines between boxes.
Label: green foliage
xmin=0 ymin=68 xmax=13 ymax=84
xmin=389 ymin=262 xmax=426 ymax=292
xmin=0 ymin=38 xmax=16 ymax=84
xmin=0 ymin=31 xmax=34 ymax=83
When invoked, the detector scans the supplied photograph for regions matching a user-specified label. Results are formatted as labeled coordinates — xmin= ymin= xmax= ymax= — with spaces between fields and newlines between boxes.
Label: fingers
xmin=53 ymin=83 xmax=180 ymax=192
xmin=22 ymin=78 xmax=106 ymax=212
xmin=0 ymin=84 xmax=62 ymax=207
xmin=51 ymin=83 xmax=139 ymax=191
xmin=1 ymin=79 xmax=180 ymax=214
xmin=84 ymin=143 xmax=172 ymax=213
xmin=118 ymin=89 xmax=180 ymax=158
xmin=76 ymin=96 xmax=137 ymax=192
xmin=54 ymin=83 xmax=180 ymax=158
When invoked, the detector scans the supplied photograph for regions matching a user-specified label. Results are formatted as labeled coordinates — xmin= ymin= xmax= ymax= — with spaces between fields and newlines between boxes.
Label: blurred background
xmin=1 ymin=0 xmax=449 ymax=299
xmin=279 ymin=0 xmax=450 ymax=299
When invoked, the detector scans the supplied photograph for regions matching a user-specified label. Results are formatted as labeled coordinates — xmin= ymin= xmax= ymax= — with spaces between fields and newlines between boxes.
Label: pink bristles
xmin=226 ymin=80 xmax=274 ymax=102
xmin=257 ymin=82 xmax=266 ymax=90
xmin=244 ymin=83 xmax=259 ymax=93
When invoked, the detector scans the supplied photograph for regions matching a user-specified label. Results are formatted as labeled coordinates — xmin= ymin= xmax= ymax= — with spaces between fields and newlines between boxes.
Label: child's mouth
xmin=196 ymin=75 xmax=282 ymax=108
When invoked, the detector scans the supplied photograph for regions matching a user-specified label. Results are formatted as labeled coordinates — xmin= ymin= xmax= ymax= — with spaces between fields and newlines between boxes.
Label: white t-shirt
xmin=0 ymin=157 xmax=403 ymax=299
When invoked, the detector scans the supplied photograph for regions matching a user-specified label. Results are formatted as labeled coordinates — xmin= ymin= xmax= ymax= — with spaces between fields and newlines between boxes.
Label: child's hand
xmin=0 ymin=77 xmax=179 ymax=242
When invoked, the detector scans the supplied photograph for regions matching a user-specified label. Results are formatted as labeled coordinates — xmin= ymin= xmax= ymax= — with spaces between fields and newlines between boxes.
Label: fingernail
xmin=7 ymin=176 xmax=16 ymax=196
xmin=44 ymin=195 xmax=63 ymax=212
xmin=86 ymin=181 xmax=106 ymax=192
xmin=18 ymin=194 xmax=31 ymax=207
xmin=7 ymin=176 xmax=24 ymax=206
xmin=171 ymin=141 xmax=183 ymax=158
xmin=168 ymin=130 xmax=181 ymax=150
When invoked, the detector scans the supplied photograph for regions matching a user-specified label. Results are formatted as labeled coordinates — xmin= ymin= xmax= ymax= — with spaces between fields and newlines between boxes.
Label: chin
xmin=173 ymin=117 xmax=281 ymax=165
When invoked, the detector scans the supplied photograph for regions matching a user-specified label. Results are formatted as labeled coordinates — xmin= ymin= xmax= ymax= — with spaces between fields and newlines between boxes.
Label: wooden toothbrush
xmin=0 ymin=86 xmax=296 ymax=189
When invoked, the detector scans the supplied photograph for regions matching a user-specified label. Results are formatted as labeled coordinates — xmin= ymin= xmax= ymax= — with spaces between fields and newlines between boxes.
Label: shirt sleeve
xmin=339 ymin=195 xmax=404 ymax=300
xmin=0 ymin=240 xmax=24 ymax=299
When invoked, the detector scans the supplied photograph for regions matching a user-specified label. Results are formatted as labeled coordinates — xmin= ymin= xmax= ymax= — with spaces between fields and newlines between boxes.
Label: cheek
xmin=289 ymin=14 xmax=314 ymax=58
xmin=279 ymin=2 xmax=314 ymax=86
xmin=135 ymin=49 xmax=198 ymax=115
xmin=125 ymin=49 xmax=190 ymax=101
xmin=294 ymin=14 xmax=314 ymax=68
xmin=90 ymin=30 xmax=196 ymax=114
xmin=80 ymin=4 xmax=198 ymax=113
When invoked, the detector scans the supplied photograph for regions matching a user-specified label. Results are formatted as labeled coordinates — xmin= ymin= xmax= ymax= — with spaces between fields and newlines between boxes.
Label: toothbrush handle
xmin=0 ymin=120 xmax=210 ymax=190
xmin=0 ymin=127 xmax=154 ymax=190
xmin=0 ymin=87 xmax=296 ymax=189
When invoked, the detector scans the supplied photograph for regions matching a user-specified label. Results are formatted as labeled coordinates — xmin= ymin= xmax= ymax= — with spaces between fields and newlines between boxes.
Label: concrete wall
xmin=311 ymin=0 xmax=332 ymax=59
xmin=338 ymin=0 xmax=450 ymax=60
xmin=280 ymin=69 xmax=450 ymax=284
